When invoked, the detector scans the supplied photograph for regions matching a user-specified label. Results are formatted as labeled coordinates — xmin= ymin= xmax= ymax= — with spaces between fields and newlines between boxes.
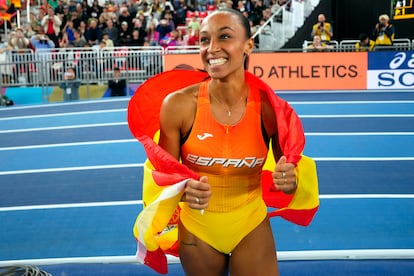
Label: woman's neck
xmin=209 ymin=70 xmax=248 ymax=104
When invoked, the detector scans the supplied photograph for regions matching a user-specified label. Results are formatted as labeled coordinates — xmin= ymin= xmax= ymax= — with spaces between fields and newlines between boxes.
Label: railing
xmin=253 ymin=0 xmax=320 ymax=50
xmin=304 ymin=38 xmax=413 ymax=52
xmin=0 ymin=46 xmax=164 ymax=89
xmin=1 ymin=40 xmax=413 ymax=95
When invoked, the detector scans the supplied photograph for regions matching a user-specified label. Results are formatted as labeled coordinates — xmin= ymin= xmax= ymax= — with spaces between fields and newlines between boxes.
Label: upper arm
xmin=261 ymin=95 xmax=283 ymax=160
xmin=158 ymin=87 xmax=197 ymax=160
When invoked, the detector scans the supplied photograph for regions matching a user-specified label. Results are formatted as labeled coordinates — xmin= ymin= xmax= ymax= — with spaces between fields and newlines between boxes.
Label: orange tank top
xmin=181 ymin=80 xmax=269 ymax=212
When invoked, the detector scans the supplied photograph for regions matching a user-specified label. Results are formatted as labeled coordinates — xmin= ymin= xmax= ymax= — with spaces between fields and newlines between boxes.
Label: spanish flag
xmin=127 ymin=69 xmax=319 ymax=274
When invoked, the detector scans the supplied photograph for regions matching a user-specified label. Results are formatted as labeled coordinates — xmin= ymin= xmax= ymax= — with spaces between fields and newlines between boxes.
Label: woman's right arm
xmin=158 ymin=90 xmax=194 ymax=160
xmin=159 ymin=86 xmax=211 ymax=209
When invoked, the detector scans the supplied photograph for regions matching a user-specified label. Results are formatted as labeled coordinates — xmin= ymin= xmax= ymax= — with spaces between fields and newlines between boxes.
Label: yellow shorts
xmin=180 ymin=196 xmax=268 ymax=254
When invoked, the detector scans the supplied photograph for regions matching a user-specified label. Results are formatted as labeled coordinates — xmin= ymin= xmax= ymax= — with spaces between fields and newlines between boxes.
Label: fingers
xmin=184 ymin=176 xmax=211 ymax=210
xmin=272 ymin=156 xmax=297 ymax=194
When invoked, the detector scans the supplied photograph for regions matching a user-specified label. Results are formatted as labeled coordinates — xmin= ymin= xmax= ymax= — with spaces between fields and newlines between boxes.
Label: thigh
xmin=178 ymin=220 xmax=228 ymax=276
xmin=229 ymin=217 xmax=279 ymax=276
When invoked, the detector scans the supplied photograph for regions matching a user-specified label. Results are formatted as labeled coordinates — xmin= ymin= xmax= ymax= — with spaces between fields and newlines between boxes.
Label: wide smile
xmin=208 ymin=58 xmax=228 ymax=66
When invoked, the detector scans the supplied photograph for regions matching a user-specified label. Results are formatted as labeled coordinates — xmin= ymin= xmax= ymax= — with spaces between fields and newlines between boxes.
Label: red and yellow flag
xmin=127 ymin=69 xmax=319 ymax=274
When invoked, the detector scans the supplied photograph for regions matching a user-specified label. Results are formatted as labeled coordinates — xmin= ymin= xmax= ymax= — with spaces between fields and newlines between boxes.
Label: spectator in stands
xmin=85 ymin=18 xmax=102 ymax=45
xmin=69 ymin=0 xmax=78 ymax=13
xmin=9 ymin=28 xmax=30 ymax=51
xmin=108 ymin=67 xmax=127 ymax=97
xmin=197 ymin=0 xmax=207 ymax=11
xmin=39 ymin=0 xmax=52 ymax=16
xmin=62 ymin=20 xmax=76 ymax=43
xmin=306 ymin=35 xmax=333 ymax=52
xmin=164 ymin=10 xmax=176 ymax=30
xmin=161 ymin=0 xmax=175 ymax=13
xmin=97 ymin=13 xmax=107 ymax=31
xmin=29 ymin=12 xmax=41 ymax=36
xmin=150 ymin=0 xmax=163 ymax=21
xmin=78 ymin=20 xmax=87 ymax=38
xmin=31 ymin=34 xmax=56 ymax=50
xmin=236 ymin=0 xmax=246 ymax=13
xmin=60 ymin=5 xmax=72 ymax=29
xmin=127 ymin=0 xmax=139 ymax=18
xmin=41 ymin=8 xmax=62 ymax=48
xmin=54 ymin=0 xmax=65 ymax=16
xmin=159 ymin=28 xmax=180 ymax=48
xmin=136 ymin=13 xmax=148 ymax=30
xmin=139 ymin=2 xmax=151 ymax=18
xmin=261 ymin=7 xmax=272 ymax=22
xmin=173 ymin=0 xmax=187 ymax=26
xmin=70 ymin=8 xmax=82 ymax=29
xmin=8 ymin=29 xmax=31 ymax=84
xmin=59 ymin=32 xmax=70 ymax=48
xmin=87 ymin=0 xmax=103 ymax=21
xmin=311 ymin=13 xmax=333 ymax=43
xmin=372 ymin=14 xmax=395 ymax=49
xmin=75 ymin=2 xmax=89 ymax=24
xmin=49 ymin=0 xmax=59 ymax=10
xmin=252 ymin=0 xmax=265 ymax=25
xmin=156 ymin=18 xmax=172 ymax=44
xmin=118 ymin=21 xmax=133 ymax=45
xmin=187 ymin=27 xmax=200 ymax=45
xmin=147 ymin=21 xmax=160 ymax=46
xmin=103 ymin=18 xmax=119 ymax=44
xmin=128 ymin=29 xmax=143 ymax=46
xmin=102 ymin=32 xmax=114 ymax=47
xmin=70 ymin=29 xmax=87 ymax=47
xmin=119 ymin=6 xmax=134 ymax=29
xmin=187 ymin=14 xmax=200 ymax=33
xmin=355 ymin=33 xmax=375 ymax=52
xmin=60 ymin=66 xmax=81 ymax=101
xmin=0 ymin=35 xmax=13 ymax=84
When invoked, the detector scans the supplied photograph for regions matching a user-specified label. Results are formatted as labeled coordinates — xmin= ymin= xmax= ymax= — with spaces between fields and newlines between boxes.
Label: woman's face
xmin=199 ymin=12 xmax=253 ymax=80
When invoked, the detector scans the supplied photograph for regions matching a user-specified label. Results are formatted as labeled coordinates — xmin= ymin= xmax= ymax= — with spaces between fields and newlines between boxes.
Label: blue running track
xmin=0 ymin=92 xmax=413 ymax=275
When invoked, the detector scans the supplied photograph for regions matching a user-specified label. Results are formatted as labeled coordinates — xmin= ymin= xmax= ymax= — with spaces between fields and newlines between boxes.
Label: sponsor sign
xmin=367 ymin=51 xmax=414 ymax=89
xmin=164 ymin=52 xmax=368 ymax=91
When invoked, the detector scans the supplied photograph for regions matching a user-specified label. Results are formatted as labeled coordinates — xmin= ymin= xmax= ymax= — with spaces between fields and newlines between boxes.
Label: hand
xmin=183 ymin=176 xmax=211 ymax=210
xmin=272 ymin=156 xmax=297 ymax=194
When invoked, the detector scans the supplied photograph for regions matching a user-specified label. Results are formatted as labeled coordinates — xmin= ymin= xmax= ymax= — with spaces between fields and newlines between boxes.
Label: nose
xmin=206 ymin=38 xmax=220 ymax=54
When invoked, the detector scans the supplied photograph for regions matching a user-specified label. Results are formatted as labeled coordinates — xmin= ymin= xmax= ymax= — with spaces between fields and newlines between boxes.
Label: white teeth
xmin=209 ymin=58 xmax=227 ymax=65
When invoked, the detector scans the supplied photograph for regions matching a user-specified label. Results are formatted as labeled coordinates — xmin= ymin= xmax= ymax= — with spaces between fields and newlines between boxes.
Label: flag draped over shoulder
xmin=127 ymin=69 xmax=319 ymax=274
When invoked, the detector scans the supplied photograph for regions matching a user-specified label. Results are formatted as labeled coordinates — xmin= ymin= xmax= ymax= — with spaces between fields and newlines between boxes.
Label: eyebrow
xmin=200 ymin=26 xmax=235 ymax=34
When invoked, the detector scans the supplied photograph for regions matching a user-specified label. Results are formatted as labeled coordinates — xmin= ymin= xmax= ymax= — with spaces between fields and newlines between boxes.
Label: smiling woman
xmin=128 ymin=8 xmax=319 ymax=276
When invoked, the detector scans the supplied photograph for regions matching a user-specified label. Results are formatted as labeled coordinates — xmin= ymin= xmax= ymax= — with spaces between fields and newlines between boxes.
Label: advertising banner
xmin=165 ymin=52 xmax=368 ymax=91
xmin=367 ymin=50 xmax=414 ymax=89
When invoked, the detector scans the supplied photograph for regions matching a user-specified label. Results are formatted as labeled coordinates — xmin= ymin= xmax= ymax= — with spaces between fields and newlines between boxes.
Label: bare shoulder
xmin=161 ymin=84 xmax=200 ymax=116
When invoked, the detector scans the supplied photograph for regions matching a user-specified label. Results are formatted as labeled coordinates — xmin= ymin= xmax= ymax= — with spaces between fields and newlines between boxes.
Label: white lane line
xmin=0 ymin=122 xmax=128 ymax=134
xmin=0 ymin=98 xmax=130 ymax=112
xmin=0 ymin=163 xmax=144 ymax=176
xmin=2 ymin=131 xmax=414 ymax=151
xmin=0 ymin=139 xmax=136 ymax=151
xmin=1 ymin=195 xmax=412 ymax=212
xmin=0 ymin=250 xmax=413 ymax=267
xmin=319 ymin=194 xmax=414 ymax=199
xmin=0 ymin=200 xmax=143 ymax=212
xmin=1 ymin=158 xmax=413 ymax=176
xmin=0 ymin=109 xmax=126 ymax=121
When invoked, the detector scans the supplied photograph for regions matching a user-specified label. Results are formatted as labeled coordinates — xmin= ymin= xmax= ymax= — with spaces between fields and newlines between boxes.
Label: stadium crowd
xmin=1 ymin=0 xmax=291 ymax=51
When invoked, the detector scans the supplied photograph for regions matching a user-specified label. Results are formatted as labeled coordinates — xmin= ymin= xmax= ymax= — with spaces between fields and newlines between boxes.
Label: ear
xmin=244 ymin=38 xmax=254 ymax=56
